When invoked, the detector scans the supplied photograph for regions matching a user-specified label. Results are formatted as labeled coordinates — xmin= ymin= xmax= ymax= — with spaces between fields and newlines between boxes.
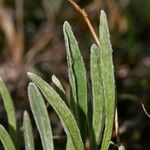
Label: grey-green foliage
xmin=90 ymin=44 xmax=104 ymax=149
xmin=63 ymin=21 xmax=88 ymax=141
xmin=27 ymin=10 xmax=115 ymax=149
xmin=0 ymin=125 xmax=16 ymax=150
xmin=28 ymin=82 xmax=54 ymax=150
xmin=0 ymin=10 xmax=116 ymax=150
xmin=0 ymin=78 xmax=18 ymax=149
xmin=52 ymin=75 xmax=65 ymax=94
xmin=23 ymin=111 xmax=35 ymax=150
xmin=99 ymin=10 xmax=116 ymax=150
xmin=27 ymin=72 xmax=84 ymax=150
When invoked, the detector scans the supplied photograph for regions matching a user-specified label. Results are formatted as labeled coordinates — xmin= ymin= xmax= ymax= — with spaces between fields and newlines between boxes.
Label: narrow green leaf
xmin=99 ymin=10 xmax=116 ymax=150
xmin=23 ymin=111 xmax=35 ymax=150
xmin=63 ymin=21 xmax=88 ymax=140
xmin=52 ymin=75 xmax=70 ymax=113
xmin=66 ymin=137 xmax=74 ymax=150
xmin=27 ymin=72 xmax=84 ymax=150
xmin=0 ymin=77 xmax=18 ymax=148
xmin=90 ymin=44 xmax=104 ymax=148
xmin=52 ymin=75 xmax=65 ymax=94
xmin=28 ymin=83 xmax=54 ymax=150
xmin=0 ymin=124 xmax=16 ymax=150
xmin=63 ymin=22 xmax=78 ymax=119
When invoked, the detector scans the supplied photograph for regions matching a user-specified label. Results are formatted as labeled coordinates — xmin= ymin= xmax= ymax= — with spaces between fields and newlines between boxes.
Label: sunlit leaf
xmin=23 ymin=111 xmax=35 ymax=150
xmin=28 ymin=72 xmax=84 ymax=150
xmin=0 ymin=77 xmax=18 ymax=148
xmin=0 ymin=124 xmax=16 ymax=150
xmin=52 ymin=75 xmax=65 ymax=94
xmin=90 ymin=44 xmax=104 ymax=148
xmin=99 ymin=10 xmax=116 ymax=150
xmin=63 ymin=21 xmax=88 ymax=141
xmin=28 ymin=83 xmax=54 ymax=150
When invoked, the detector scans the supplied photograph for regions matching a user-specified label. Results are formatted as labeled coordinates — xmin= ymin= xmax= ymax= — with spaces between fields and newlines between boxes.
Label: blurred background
xmin=0 ymin=0 xmax=150 ymax=149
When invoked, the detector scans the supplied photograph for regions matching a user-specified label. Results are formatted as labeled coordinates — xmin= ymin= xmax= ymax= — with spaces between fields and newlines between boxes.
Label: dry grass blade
xmin=25 ymin=24 xmax=54 ymax=64
xmin=68 ymin=0 xmax=100 ymax=46
xmin=14 ymin=0 xmax=24 ymax=66
xmin=0 ymin=1 xmax=15 ymax=53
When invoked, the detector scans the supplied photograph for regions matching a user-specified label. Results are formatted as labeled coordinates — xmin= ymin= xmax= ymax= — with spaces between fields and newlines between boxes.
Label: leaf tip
xmin=51 ymin=74 xmax=56 ymax=81
xmin=100 ymin=10 xmax=107 ymax=19
xmin=51 ymin=75 xmax=58 ymax=84
xmin=63 ymin=21 xmax=70 ymax=28
xmin=28 ymin=82 xmax=36 ymax=91
xmin=91 ymin=44 xmax=100 ymax=55
xmin=24 ymin=110 xmax=27 ymax=115
xmin=27 ymin=72 xmax=33 ymax=77
xmin=100 ymin=10 xmax=106 ymax=16
xmin=63 ymin=21 xmax=69 ymax=31
xmin=23 ymin=111 xmax=31 ymax=121
xmin=63 ymin=21 xmax=72 ymax=35
xmin=91 ymin=44 xmax=98 ymax=50
xmin=100 ymin=10 xmax=107 ymax=25
xmin=27 ymin=72 xmax=37 ymax=80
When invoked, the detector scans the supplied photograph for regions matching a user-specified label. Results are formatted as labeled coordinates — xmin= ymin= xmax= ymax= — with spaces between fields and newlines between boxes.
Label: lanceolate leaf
xmin=27 ymin=72 xmax=84 ymax=150
xmin=63 ymin=22 xmax=78 ymax=120
xmin=90 ymin=44 xmax=104 ymax=148
xmin=23 ymin=111 xmax=35 ymax=150
xmin=63 ymin=21 xmax=88 ymax=141
xmin=99 ymin=10 xmax=116 ymax=150
xmin=0 ymin=78 xmax=18 ymax=149
xmin=52 ymin=75 xmax=65 ymax=94
xmin=28 ymin=83 xmax=54 ymax=150
xmin=66 ymin=136 xmax=74 ymax=150
xmin=52 ymin=75 xmax=69 ymax=106
xmin=0 ymin=124 xmax=16 ymax=150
